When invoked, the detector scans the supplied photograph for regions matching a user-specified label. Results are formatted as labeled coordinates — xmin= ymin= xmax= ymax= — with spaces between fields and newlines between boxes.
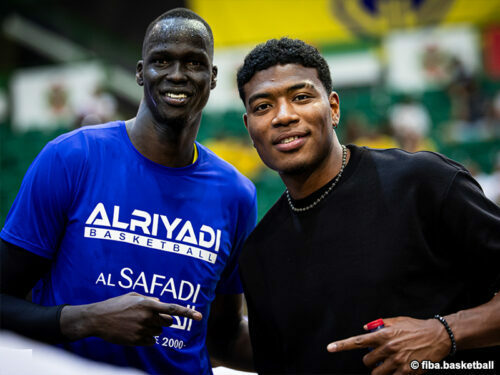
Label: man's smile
xmin=160 ymin=90 xmax=192 ymax=106
xmin=273 ymin=131 xmax=309 ymax=152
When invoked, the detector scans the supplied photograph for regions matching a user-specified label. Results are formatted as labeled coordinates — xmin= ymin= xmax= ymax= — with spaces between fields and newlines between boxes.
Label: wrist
xmin=433 ymin=314 xmax=457 ymax=356
xmin=60 ymin=304 xmax=94 ymax=341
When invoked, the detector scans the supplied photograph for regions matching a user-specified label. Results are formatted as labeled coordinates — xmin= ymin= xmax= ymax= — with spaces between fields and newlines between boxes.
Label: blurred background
xmin=1 ymin=0 xmax=500 ymax=226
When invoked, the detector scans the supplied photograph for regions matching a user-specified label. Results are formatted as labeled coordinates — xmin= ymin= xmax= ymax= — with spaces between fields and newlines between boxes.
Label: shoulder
xmin=29 ymin=122 xmax=124 ymax=184
xmin=359 ymin=146 xmax=467 ymax=180
xmin=49 ymin=121 xmax=123 ymax=148
xmin=353 ymin=146 xmax=474 ymax=206
xmin=45 ymin=121 xmax=124 ymax=159
xmin=197 ymin=142 xmax=256 ymax=202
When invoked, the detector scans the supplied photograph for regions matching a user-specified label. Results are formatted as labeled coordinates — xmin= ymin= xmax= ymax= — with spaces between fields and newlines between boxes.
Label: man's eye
xmin=153 ymin=59 xmax=168 ymax=65
xmin=294 ymin=94 xmax=310 ymax=101
xmin=254 ymin=103 xmax=270 ymax=112
xmin=187 ymin=60 xmax=202 ymax=67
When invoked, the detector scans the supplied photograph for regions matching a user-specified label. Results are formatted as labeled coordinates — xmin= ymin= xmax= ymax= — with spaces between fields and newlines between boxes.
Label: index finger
xmin=148 ymin=300 xmax=203 ymax=321
xmin=326 ymin=332 xmax=378 ymax=353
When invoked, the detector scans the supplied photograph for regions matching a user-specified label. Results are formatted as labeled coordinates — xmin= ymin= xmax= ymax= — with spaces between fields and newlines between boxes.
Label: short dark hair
xmin=237 ymin=37 xmax=333 ymax=103
xmin=142 ymin=8 xmax=214 ymax=57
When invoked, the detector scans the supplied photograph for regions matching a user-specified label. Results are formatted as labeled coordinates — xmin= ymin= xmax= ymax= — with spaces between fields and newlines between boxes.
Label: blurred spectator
xmin=445 ymin=57 xmax=490 ymax=142
xmin=389 ymin=95 xmax=435 ymax=152
xmin=482 ymin=91 xmax=500 ymax=139
xmin=75 ymin=86 xmax=118 ymax=127
xmin=345 ymin=113 xmax=397 ymax=149
xmin=343 ymin=113 xmax=366 ymax=144
xmin=46 ymin=83 xmax=74 ymax=126
xmin=421 ymin=44 xmax=450 ymax=85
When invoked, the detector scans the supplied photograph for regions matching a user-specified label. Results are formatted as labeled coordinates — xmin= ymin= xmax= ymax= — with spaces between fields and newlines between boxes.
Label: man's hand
xmin=326 ymin=316 xmax=451 ymax=375
xmin=61 ymin=292 xmax=202 ymax=346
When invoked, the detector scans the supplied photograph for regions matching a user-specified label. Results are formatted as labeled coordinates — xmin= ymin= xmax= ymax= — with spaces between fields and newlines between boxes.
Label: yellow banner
xmin=189 ymin=0 xmax=500 ymax=47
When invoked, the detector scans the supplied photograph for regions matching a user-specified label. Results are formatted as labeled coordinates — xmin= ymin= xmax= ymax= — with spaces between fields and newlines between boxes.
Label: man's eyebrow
xmin=147 ymin=49 xmax=172 ymax=58
xmin=248 ymin=92 xmax=272 ymax=106
xmin=183 ymin=51 xmax=210 ymax=61
xmin=287 ymin=82 xmax=315 ymax=92
xmin=247 ymin=82 xmax=317 ymax=105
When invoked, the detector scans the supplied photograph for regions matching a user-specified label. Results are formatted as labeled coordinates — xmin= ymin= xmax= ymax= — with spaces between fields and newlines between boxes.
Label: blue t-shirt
xmin=1 ymin=121 xmax=257 ymax=374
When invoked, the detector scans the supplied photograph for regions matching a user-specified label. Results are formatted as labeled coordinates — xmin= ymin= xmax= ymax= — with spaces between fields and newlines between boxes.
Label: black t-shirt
xmin=239 ymin=145 xmax=500 ymax=374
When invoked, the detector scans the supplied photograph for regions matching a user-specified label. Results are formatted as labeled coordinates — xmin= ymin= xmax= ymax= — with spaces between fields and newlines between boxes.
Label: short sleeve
xmin=1 ymin=141 xmax=77 ymax=259
xmin=215 ymin=187 xmax=257 ymax=294
xmin=440 ymin=170 xmax=500 ymax=294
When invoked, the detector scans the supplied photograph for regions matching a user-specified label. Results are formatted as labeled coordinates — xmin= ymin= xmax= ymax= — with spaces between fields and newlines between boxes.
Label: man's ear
xmin=136 ymin=60 xmax=144 ymax=86
xmin=211 ymin=65 xmax=218 ymax=90
xmin=243 ymin=113 xmax=249 ymax=130
xmin=329 ymin=91 xmax=340 ymax=125
xmin=243 ymin=113 xmax=256 ymax=148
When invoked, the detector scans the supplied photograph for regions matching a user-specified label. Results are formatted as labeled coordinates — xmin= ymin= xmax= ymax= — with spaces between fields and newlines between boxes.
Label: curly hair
xmin=237 ymin=37 xmax=332 ymax=103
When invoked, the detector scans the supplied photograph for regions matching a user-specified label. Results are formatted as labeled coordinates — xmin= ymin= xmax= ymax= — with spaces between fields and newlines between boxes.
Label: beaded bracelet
xmin=434 ymin=314 xmax=457 ymax=356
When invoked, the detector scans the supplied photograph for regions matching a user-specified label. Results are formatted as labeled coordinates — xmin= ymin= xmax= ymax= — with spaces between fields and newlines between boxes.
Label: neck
xmin=126 ymin=101 xmax=201 ymax=167
xmin=281 ymin=141 xmax=349 ymax=200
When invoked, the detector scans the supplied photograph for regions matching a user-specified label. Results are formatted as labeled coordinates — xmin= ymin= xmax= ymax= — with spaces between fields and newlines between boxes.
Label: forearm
xmin=230 ymin=319 xmax=253 ymax=370
xmin=208 ymin=317 xmax=254 ymax=371
xmin=0 ymin=240 xmax=74 ymax=343
xmin=446 ymin=292 xmax=500 ymax=351
xmin=1 ymin=294 xmax=102 ymax=343
xmin=59 ymin=304 xmax=96 ymax=341
xmin=0 ymin=293 xmax=66 ymax=343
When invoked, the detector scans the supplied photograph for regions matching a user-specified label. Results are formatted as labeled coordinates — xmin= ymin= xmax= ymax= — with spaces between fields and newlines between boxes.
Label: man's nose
xmin=271 ymin=100 xmax=299 ymax=127
xmin=166 ymin=62 xmax=187 ymax=82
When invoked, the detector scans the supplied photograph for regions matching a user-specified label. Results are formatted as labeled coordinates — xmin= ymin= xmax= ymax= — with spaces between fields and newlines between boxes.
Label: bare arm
xmin=446 ymin=292 xmax=500 ymax=350
xmin=327 ymin=292 xmax=500 ymax=375
xmin=0 ymin=239 xmax=202 ymax=345
xmin=206 ymin=293 xmax=254 ymax=371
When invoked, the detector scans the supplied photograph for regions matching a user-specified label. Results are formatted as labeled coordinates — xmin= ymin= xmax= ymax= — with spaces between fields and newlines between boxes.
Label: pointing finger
xmin=327 ymin=333 xmax=375 ymax=352
xmin=158 ymin=313 xmax=174 ymax=326
xmin=148 ymin=300 xmax=203 ymax=321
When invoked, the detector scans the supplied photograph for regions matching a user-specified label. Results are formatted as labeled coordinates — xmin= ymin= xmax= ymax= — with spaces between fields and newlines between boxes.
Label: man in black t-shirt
xmin=236 ymin=37 xmax=500 ymax=374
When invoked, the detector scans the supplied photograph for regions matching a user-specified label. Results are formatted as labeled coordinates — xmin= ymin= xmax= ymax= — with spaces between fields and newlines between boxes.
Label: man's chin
xmin=153 ymin=111 xmax=190 ymax=128
xmin=273 ymin=160 xmax=312 ymax=176
xmin=275 ymin=156 xmax=327 ymax=177
xmin=279 ymin=164 xmax=310 ymax=176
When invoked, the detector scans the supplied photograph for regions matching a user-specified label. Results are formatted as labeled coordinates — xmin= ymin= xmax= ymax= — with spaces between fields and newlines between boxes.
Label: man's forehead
xmin=143 ymin=18 xmax=212 ymax=58
xmin=248 ymin=65 xmax=321 ymax=90
xmin=148 ymin=18 xmax=210 ymax=43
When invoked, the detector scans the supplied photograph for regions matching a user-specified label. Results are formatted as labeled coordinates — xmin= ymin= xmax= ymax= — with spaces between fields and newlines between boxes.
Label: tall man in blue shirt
xmin=0 ymin=8 xmax=256 ymax=374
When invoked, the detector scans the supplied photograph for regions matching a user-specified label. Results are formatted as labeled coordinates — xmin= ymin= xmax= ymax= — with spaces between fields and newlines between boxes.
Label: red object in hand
xmin=366 ymin=318 xmax=385 ymax=332
xmin=366 ymin=318 xmax=385 ymax=363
